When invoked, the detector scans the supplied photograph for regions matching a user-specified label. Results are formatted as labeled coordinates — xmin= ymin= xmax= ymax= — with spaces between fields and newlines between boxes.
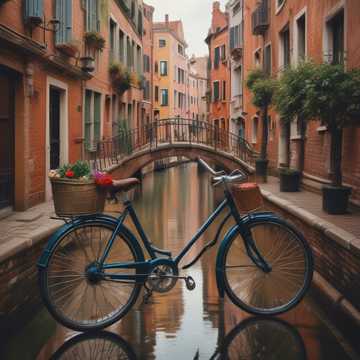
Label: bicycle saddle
xmin=111 ymin=178 xmax=140 ymax=193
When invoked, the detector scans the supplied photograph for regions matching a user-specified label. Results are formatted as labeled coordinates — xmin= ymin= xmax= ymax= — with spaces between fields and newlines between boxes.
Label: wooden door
xmin=0 ymin=69 xmax=15 ymax=209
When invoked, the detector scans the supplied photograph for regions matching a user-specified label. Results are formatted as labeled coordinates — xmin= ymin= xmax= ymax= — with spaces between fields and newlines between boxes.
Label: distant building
xmin=226 ymin=0 xmax=245 ymax=138
xmin=152 ymin=15 xmax=189 ymax=120
xmin=205 ymin=1 xmax=231 ymax=134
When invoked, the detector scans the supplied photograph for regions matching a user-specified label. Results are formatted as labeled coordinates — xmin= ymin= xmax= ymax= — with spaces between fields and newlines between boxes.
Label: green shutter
xmin=55 ymin=0 xmax=72 ymax=44
xmin=94 ymin=92 xmax=101 ymax=142
xmin=25 ymin=0 xmax=43 ymax=21
xmin=230 ymin=27 xmax=235 ymax=50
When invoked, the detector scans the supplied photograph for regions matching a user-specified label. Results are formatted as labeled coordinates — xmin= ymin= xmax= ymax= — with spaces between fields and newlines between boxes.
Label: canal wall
xmin=261 ymin=191 xmax=360 ymax=316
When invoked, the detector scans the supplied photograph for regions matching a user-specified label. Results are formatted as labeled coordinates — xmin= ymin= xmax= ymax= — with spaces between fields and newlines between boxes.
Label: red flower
xmin=65 ymin=170 xmax=75 ymax=178
xmin=96 ymin=174 xmax=113 ymax=187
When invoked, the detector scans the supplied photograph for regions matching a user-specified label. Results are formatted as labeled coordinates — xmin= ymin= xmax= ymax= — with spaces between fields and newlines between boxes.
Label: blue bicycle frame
xmin=98 ymin=188 xmax=271 ymax=283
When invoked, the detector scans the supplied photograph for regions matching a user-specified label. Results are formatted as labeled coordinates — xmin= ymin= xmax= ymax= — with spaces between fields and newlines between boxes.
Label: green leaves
xmin=58 ymin=161 xmax=91 ymax=179
xmin=246 ymin=69 xmax=277 ymax=109
xmin=275 ymin=61 xmax=360 ymax=129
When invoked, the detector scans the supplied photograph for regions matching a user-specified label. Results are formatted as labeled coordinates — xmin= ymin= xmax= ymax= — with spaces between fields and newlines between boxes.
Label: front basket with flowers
xmin=48 ymin=161 xmax=113 ymax=217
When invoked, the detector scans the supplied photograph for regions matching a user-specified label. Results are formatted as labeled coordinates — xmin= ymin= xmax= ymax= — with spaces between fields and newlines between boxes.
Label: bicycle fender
xmin=215 ymin=211 xmax=280 ymax=298
xmin=37 ymin=214 xmax=145 ymax=269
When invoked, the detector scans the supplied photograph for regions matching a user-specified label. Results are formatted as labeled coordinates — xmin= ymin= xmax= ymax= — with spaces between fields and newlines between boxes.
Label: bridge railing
xmin=82 ymin=119 xmax=259 ymax=171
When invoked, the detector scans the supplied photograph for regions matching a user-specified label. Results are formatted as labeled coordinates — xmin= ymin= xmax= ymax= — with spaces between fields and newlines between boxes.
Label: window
xmin=136 ymin=45 xmax=142 ymax=74
xmin=84 ymin=90 xmax=101 ymax=150
xmin=119 ymin=30 xmax=125 ymax=63
xmin=252 ymin=116 xmax=259 ymax=143
xmin=160 ymin=61 xmax=168 ymax=76
xmin=277 ymin=0 xmax=285 ymax=9
xmin=159 ymin=39 xmax=166 ymax=48
xmin=154 ymin=61 xmax=158 ymax=73
xmin=222 ymin=81 xmax=226 ymax=101
xmin=254 ymin=48 xmax=261 ymax=68
xmin=295 ymin=13 xmax=306 ymax=62
xmin=233 ymin=2 xmax=241 ymax=15
xmin=214 ymin=47 xmax=220 ymax=68
xmin=137 ymin=9 xmax=143 ymax=35
xmin=130 ymin=0 xmax=135 ymax=19
xmin=178 ymin=68 xmax=185 ymax=84
xmin=264 ymin=44 xmax=271 ymax=75
xmin=143 ymin=54 xmax=150 ymax=72
xmin=174 ymin=90 xmax=177 ymax=108
xmin=220 ymin=45 xmax=226 ymax=60
xmin=86 ymin=0 xmax=99 ymax=32
xmin=161 ymin=89 xmax=168 ymax=106
xmin=143 ymin=80 xmax=150 ymax=101
xmin=131 ymin=40 xmax=135 ymax=69
xmin=55 ymin=0 xmax=72 ymax=45
xmin=325 ymin=9 xmax=344 ymax=65
xmin=178 ymin=44 xmax=184 ymax=56
xmin=213 ymin=81 xmax=220 ymax=101
xmin=109 ymin=19 xmax=116 ymax=61
xmin=280 ymin=26 xmax=290 ymax=69
xmin=126 ymin=36 xmax=131 ymax=68
xmin=155 ymin=86 xmax=159 ymax=102
xmin=230 ymin=24 xmax=242 ymax=50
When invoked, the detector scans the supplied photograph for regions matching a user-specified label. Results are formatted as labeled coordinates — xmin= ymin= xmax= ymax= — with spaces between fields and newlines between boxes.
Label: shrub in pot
xmin=84 ymin=31 xmax=106 ymax=51
xmin=276 ymin=62 xmax=360 ymax=214
xmin=279 ymin=168 xmax=301 ymax=192
xmin=246 ymin=70 xmax=278 ymax=182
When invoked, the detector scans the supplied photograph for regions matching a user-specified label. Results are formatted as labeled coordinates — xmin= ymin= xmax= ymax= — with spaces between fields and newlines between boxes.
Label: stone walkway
xmin=260 ymin=176 xmax=360 ymax=253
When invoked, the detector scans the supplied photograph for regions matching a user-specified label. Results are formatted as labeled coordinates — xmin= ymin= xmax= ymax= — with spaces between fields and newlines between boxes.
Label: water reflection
xmin=212 ymin=317 xmax=306 ymax=360
xmin=51 ymin=331 xmax=136 ymax=360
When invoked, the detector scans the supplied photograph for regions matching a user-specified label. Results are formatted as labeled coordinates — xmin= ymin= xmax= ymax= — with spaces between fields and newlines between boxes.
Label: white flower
xmin=48 ymin=170 xmax=58 ymax=178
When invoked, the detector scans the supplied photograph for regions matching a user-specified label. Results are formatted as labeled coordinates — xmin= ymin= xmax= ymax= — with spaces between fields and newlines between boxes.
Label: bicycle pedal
xmin=185 ymin=276 xmax=196 ymax=291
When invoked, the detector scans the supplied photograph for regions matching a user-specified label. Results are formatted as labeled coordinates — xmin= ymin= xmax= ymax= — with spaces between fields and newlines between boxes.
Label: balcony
xmin=231 ymin=46 xmax=243 ymax=61
xmin=252 ymin=0 xmax=269 ymax=36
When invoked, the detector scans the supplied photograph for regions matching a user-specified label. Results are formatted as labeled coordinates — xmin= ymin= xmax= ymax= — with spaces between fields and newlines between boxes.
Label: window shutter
xmin=65 ymin=0 xmax=72 ymax=42
xmin=84 ymin=90 xmax=92 ymax=150
xmin=230 ymin=27 xmax=235 ymax=50
xmin=55 ymin=0 xmax=63 ymax=44
xmin=25 ymin=0 xmax=43 ymax=22
xmin=94 ymin=93 xmax=101 ymax=142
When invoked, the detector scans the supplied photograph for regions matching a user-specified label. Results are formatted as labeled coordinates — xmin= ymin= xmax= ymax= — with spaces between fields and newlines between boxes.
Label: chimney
xmin=165 ymin=14 xmax=169 ymax=25
xmin=213 ymin=1 xmax=220 ymax=11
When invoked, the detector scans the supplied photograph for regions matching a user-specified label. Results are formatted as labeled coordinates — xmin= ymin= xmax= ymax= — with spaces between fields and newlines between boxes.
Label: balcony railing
xmin=252 ymin=0 xmax=269 ymax=36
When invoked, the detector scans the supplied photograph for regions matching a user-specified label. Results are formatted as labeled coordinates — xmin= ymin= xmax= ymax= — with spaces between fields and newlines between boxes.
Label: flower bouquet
xmin=48 ymin=161 xmax=113 ymax=217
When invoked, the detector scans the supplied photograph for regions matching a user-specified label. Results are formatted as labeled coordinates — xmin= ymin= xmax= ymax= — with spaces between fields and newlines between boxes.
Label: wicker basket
xmin=230 ymin=182 xmax=263 ymax=214
xmin=51 ymin=178 xmax=106 ymax=217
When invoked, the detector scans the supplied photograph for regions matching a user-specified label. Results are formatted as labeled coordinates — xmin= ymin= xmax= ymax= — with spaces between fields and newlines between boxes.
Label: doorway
xmin=50 ymin=87 xmax=61 ymax=170
xmin=0 ymin=68 xmax=15 ymax=210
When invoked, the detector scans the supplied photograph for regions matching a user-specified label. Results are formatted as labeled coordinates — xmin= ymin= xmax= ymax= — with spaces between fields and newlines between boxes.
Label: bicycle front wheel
xmin=223 ymin=219 xmax=313 ymax=315
xmin=39 ymin=220 xmax=143 ymax=331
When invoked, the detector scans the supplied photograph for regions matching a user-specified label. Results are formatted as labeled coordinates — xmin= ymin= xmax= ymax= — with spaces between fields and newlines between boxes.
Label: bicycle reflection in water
xmin=50 ymin=317 xmax=306 ymax=360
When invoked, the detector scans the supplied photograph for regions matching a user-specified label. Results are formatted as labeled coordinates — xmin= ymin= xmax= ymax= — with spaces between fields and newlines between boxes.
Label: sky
xmin=145 ymin=0 xmax=228 ymax=57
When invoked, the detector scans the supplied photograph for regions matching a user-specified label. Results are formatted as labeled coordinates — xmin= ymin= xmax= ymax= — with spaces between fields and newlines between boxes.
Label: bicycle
xmin=37 ymin=158 xmax=313 ymax=332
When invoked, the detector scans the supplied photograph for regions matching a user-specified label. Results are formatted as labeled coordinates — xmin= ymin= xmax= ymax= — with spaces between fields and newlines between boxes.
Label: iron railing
xmin=83 ymin=118 xmax=259 ymax=171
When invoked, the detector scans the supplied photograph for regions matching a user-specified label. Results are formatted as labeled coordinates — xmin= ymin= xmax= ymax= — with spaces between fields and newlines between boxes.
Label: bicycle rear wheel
xmin=39 ymin=220 xmax=143 ymax=331
xmin=223 ymin=219 xmax=313 ymax=315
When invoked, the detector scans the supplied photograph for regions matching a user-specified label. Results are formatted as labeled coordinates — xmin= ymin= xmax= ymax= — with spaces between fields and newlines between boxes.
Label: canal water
xmin=1 ymin=162 xmax=358 ymax=359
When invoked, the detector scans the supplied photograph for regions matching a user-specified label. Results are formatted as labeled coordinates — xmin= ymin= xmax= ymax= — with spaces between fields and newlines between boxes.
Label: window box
xmin=84 ymin=31 xmax=106 ymax=51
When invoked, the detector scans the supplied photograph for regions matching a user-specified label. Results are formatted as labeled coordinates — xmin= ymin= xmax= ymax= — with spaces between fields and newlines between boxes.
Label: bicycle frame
xmin=98 ymin=188 xmax=271 ymax=283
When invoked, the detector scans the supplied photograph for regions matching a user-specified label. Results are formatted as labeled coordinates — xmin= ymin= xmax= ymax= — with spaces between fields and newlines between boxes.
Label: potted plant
xmin=246 ymin=69 xmax=278 ymax=182
xmin=276 ymin=61 xmax=360 ymax=214
xmin=80 ymin=56 xmax=95 ymax=72
xmin=109 ymin=62 xmax=131 ymax=94
xmin=130 ymin=72 xmax=141 ymax=88
xmin=279 ymin=167 xmax=301 ymax=192
xmin=84 ymin=31 xmax=106 ymax=51
xmin=48 ymin=160 xmax=113 ymax=216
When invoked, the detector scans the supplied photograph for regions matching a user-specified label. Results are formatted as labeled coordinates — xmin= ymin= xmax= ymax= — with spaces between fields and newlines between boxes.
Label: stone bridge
xmin=85 ymin=119 xmax=258 ymax=179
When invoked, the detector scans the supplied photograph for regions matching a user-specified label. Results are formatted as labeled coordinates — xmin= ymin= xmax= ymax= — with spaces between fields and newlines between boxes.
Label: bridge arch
xmin=86 ymin=119 xmax=258 ymax=179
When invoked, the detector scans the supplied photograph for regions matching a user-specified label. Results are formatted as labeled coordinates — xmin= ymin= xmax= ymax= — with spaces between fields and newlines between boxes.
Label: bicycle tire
xmin=39 ymin=219 xmax=144 ymax=331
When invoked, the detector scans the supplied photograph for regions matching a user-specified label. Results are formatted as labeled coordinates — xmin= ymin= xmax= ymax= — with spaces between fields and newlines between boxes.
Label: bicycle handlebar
xmin=197 ymin=158 xmax=247 ymax=185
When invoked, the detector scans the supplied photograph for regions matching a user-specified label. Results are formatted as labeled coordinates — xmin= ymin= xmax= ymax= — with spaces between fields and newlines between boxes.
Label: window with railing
xmin=55 ymin=0 xmax=72 ymax=45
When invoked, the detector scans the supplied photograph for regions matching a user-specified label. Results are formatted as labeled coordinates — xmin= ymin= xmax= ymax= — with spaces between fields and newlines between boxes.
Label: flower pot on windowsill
xmin=109 ymin=62 xmax=131 ymax=94
xmin=80 ymin=56 xmax=95 ymax=72
xmin=279 ymin=168 xmax=301 ymax=192
xmin=322 ymin=185 xmax=352 ymax=215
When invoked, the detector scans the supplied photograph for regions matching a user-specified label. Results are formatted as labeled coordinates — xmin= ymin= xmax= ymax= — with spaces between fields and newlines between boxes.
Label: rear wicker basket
xmin=230 ymin=182 xmax=263 ymax=214
xmin=51 ymin=178 xmax=106 ymax=217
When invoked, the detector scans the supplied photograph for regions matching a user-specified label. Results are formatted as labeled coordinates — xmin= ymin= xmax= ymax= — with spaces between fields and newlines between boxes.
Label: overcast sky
xmin=145 ymin=0 xmax=228 ymax=57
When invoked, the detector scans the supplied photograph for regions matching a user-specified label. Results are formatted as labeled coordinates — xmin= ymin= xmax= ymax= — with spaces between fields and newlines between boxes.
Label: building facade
xmin=226 ymin=0 xmax=245 ymax=138
xmin=152 ymin=15 xmax=189 ymax=120
xmin=206 ymin=1 xmax=231 ymax=134
xmin=242 ymin=0 xmax=360 ymax=204
xmin=0 ymin=0 xmax=145 ymax=212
